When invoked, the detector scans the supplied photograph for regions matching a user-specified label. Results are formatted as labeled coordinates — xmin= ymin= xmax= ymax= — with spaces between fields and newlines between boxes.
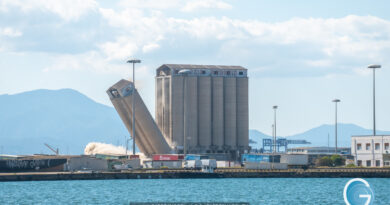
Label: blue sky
xmin=1 ymin=0 xmax=389 ymax=136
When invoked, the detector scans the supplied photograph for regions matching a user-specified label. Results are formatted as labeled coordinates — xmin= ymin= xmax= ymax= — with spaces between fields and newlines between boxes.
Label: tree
xmin=331 ymin=155 xmax=345 ymax=166
xmin=316 ymin=156 xmax=333 ymax=167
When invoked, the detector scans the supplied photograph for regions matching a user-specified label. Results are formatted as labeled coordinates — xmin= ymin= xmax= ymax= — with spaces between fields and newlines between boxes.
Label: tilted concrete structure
xmin=155 ymin=64 xmax=249 ymax=158
xmin=107 ymin=79 xmax=172 ymax=156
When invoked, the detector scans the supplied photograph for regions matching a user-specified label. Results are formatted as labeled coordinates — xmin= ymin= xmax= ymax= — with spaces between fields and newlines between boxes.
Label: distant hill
xmin=1 ymin=89 xmax=389 ymax=155
xmin=0 ymin=89 xmax=129 ymax=155
xmin=249 ymin=124 xmax=390 ymax=149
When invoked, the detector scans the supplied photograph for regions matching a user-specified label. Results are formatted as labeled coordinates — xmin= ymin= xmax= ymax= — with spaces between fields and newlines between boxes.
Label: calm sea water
xmin=0 ymin=178 xmax=389 ymax=204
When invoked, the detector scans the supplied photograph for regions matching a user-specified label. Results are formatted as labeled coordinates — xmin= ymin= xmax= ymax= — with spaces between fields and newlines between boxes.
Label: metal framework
xmin=262 ymin=138 xmax=311 ymax=153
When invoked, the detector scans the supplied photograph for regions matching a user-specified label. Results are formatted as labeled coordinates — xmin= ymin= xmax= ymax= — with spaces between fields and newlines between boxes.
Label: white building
xmin=351 ymin=135 xmax=390 ymax=167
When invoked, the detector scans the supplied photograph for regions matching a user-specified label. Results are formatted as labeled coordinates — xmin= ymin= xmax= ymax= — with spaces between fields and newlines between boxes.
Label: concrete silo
xmin=107 ymin=79 xmax=172 ymax=156
xmin=223 ymin=77 xmax=237 ymax=149
xmin=212 ymin=77 xmax=224 ymax=149
xmin=155 ymin=64 xmax=249 ymax=159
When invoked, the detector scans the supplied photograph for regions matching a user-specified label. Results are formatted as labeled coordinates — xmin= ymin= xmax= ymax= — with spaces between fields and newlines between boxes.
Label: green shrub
xmin=316 ymin=156 xmax=333 ymax=167
xmin=331 ymin=155 xmax=346 ymax=166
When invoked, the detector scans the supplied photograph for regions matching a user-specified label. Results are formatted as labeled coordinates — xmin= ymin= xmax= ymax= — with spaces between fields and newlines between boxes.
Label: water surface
xmin=0 ymin=178 xmax=389 ymax=204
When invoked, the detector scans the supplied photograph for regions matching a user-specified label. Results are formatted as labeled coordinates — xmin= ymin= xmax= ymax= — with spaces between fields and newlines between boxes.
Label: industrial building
xmin=107 ymin=64 xmax=249 ymax=160
xmin=155 ymin=64 xmax=249 ymax=159
xmin=287 ymin=146 xmax=351 ymax=166
xmin=351 ymin=135 xmax=390 ymax=167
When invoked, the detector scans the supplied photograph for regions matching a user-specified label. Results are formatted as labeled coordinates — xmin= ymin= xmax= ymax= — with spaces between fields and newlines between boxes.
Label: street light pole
xmin=178 ymin=69 xmax=191 ymax=155
xmin=273 ymin=106 xmax=278 ymax=154
xmin=272 ymin=105 xmax=278 ymax=169
xmin=127 ymin=58 xmax=141 ymax=156
xmin=332 ymin=99 xmax=340 ymax=154
xmin=367 ymin=64 xmax=381 ymax=136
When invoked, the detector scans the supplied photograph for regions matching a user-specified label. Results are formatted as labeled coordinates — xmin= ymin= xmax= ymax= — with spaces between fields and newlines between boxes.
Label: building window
xmin=376 ymin=160 xmax=381 ymax=167
xmin=385 ymin=143 xmax=389 ymax=150
xmin=214 ymin=71 xmax=218 ymax=75
xmin=385 ymin=161 xmax=390 ymax=166
xmin=366 ymin=143 xmax=371 ymax=150
xmin=357 ymin=160 xmax=362 ymax=166
xmin=239 ymin=71 xmax=243 ymax=75
xmin=201 ymin=70 xmax=206 ymax=74
xmin=357 ymin=143 xmax=362 ymax=150
xmin=366 ymin=160 xmax=371 ymax=167
xmin=375 ymin=143 xmax=380 ymax=150
xmin=226 ymin=71 xmax=231 ymax=75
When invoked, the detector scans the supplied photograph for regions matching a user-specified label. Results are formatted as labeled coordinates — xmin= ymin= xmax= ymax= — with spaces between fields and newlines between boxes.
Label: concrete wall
xmin=244 ymin=162 xmax=288 ymax=170
xmin=67 ymin=156 xmax=108 ymax=171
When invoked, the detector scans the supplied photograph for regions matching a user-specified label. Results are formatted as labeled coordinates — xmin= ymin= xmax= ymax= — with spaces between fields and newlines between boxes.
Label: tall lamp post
xmin=367 ymin=64 xmax=381 ymax=136
xmin=272 ymin=105 xmax=278 ymax=169
xmin=332 ymin=99 xmax=340 ymax=154
xmin=127 ymin=58 xmax=141 ymax=156
xmin=178 ymin=69 xmax=191 ymax=155
xmin=273 ymin=105 xmax=278 ymax=154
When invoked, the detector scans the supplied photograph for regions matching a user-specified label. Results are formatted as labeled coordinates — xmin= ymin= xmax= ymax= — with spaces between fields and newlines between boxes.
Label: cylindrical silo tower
xmin=107 ymin=79 xmax=172 ymax=156
xmin=236 ymin=77 xmax=249 ymax=149
xmin=186 ymin=76 xmax=198 ymax=150
xmin=212 ymin=76 xmax=224 ymax=150
xmin=198 ymin=76 xmax=212 ymax=150
xmin=224 ymin=77 xmax=237 ymax=149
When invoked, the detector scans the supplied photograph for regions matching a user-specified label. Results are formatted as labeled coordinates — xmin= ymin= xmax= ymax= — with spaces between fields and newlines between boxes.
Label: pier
xmin=1 ymin=168 xmax=390 ymax=181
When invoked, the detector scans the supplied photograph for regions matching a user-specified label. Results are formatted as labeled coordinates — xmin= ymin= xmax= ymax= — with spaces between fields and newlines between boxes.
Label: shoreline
xmin=1 ymin=168 xmax=390 ymax=181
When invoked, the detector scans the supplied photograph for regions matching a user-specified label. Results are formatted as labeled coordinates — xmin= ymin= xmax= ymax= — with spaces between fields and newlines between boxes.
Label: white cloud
xmin=0 ymin=0 xmax=97 ymax=21
xmin=142 ymin=43 xmax=160 ymax=53
xmin=0 ymin=27 xmax=22 ymax=37
xmin=99 ymin=36 xmax=139 ymax=61
xmin=42 ymin=51 xmax=128 ymax=74
xmin=118 ymin=0 xmax=182 ymax=10
xmin=181 ymin=0 xmax=232 ymax=12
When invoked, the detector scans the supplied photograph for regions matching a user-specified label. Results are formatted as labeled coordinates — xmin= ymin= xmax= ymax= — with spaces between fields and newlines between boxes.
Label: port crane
xmin=44 ymin=143 xmax=59 ymax=155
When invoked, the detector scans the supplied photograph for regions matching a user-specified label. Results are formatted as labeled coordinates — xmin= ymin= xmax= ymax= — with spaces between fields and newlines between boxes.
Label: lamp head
xmin=127 ymin=59 xmax=141 ymax=63
xmin=367 ymin=64 xmax=381 ymax=69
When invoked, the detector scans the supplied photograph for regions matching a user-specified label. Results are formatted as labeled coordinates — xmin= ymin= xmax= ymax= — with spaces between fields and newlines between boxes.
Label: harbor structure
xmin=155 ymin=64 xmax=249 ymax=158
xmin=351 ymin=135 xmax=390 ymax=167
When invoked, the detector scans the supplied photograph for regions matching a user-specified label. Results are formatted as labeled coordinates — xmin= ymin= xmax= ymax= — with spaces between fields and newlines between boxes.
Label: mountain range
xmin=1 ymin=89 xmax=389 ymax=155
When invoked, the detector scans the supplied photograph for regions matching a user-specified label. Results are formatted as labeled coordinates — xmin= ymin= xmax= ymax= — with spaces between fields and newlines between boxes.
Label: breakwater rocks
xmin=1 ymin=168 xmax=390 ymax=181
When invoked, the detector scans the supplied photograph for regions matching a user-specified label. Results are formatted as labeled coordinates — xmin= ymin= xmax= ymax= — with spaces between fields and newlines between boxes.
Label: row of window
xmin=174 ymin=69 xmax=245 ymax=76
xmin=357 ymin=160 xmax=381 ymax=167
xmin=356 ymin=142 xmax=389 ymax=151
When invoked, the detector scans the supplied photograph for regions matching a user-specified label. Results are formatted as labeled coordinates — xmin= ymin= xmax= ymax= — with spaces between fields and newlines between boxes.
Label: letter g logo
xmin=344 ymin=178 xmax=374 ymax=205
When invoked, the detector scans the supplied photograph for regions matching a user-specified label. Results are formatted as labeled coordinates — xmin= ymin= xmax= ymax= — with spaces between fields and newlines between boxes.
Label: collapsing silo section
xmin=107 ymin=79 xmax=172 ymax=156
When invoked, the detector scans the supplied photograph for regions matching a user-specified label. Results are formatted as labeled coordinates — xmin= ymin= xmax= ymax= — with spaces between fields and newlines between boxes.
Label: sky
xmin=1 ymin=0 xmax=390 ymax=136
